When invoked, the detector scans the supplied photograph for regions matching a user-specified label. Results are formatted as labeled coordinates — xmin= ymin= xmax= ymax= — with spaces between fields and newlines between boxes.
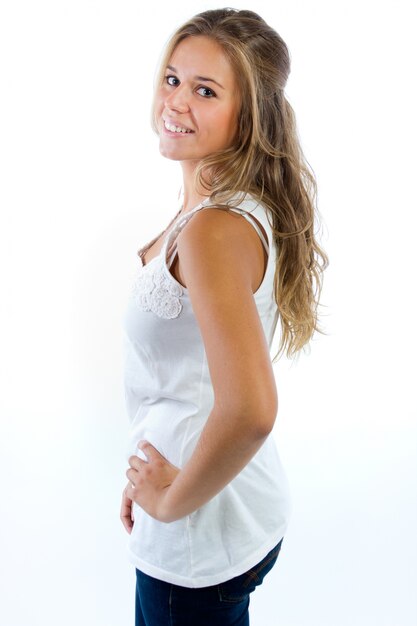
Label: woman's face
xmin=154 ymin=35 xmax=240 ymax=164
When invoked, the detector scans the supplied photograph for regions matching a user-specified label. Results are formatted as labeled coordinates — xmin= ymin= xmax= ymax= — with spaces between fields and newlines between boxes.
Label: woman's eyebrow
xmin=166 ymin=65 xmax=225 ymax=90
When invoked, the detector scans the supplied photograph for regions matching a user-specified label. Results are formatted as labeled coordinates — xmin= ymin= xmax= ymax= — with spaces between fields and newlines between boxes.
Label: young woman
xmin=121 ymin=8 xmax=328 ymax=625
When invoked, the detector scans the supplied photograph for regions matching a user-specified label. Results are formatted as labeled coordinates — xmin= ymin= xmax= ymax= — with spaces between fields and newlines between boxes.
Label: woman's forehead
xmin=168 ymin=36 xmax=235 ymax=85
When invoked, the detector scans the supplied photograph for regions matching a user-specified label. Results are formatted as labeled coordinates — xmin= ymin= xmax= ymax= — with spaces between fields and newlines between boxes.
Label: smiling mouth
xmin=163 ymin=119 xmax=194 ymax=134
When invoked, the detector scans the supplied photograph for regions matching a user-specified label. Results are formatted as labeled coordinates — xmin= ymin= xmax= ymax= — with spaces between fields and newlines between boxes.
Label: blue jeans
xmin=135 ymin=538 xmax=284 ymax=625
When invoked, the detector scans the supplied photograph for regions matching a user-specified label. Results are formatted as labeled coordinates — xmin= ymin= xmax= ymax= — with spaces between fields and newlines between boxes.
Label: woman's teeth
xmin=164 ymin=120 xmax=193 ymax=134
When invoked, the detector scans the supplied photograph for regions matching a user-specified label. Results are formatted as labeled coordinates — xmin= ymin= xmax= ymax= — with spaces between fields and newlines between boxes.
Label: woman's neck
xmin=179 ymin=162 xmax=211 ymax=214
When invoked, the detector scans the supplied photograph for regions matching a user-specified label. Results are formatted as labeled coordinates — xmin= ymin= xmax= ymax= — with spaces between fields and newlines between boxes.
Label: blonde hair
xmin=150 ymin=8 xmax=329 ymax=361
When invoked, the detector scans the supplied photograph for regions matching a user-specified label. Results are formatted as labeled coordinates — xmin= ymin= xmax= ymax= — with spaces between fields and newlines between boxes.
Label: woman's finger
xmin=128 ymin=454 xmax=148 ymax=470
xmin=137 ymin=440 xmax=155 ymax=460
xmin=120 ymin=485 xmax=134 ymax=534
xmin=126 ymin=467 xmax=140 ymax=485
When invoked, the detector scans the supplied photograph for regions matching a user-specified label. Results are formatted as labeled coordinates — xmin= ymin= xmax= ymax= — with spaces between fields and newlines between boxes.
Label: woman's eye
xmin=164 ymin=75 xmax=216 ymax=98
xmin=196 ymin=86 xmax=216 ymax=98
xmin=165 ymin=75 xmax=179 ymax=86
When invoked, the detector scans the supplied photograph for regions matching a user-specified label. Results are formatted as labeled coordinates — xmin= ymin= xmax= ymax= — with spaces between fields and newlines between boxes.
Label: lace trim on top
xmin=131 ymin=253 xmax=184 ymax=319
xmin=130 ymin=205 xmax=206 ymax=320
xmin=130 ymin=198 xmax=269 ymax=320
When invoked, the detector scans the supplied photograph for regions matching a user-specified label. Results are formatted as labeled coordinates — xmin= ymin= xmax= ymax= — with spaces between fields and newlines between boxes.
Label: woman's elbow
xmin=253 ymin=403 xmax=277 ymax=437
xmin=213 ymin=375 xmax=278 ymax=437
xmin=234 ymin=394 xmax=278 ymax=439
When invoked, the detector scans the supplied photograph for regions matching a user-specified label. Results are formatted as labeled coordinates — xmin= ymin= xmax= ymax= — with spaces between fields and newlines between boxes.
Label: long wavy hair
xmin=150 ymin=8 xmax=329 ymax=361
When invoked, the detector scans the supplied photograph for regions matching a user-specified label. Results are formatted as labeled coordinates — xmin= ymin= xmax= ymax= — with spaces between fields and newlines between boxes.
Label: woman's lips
xmin=162 ymin=120 xmax=195 ymax=137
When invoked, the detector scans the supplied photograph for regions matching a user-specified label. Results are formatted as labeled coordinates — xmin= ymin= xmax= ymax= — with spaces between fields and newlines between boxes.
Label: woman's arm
xmin=127 ymin=209 xmax=278 ymax=522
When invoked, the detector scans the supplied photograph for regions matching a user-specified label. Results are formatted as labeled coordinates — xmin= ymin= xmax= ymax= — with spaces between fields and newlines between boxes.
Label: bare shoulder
xmin=175 ymin=207 xmax=266 ymax=294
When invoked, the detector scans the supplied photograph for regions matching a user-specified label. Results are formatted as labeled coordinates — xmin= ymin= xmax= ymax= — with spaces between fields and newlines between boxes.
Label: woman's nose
xmin=164 ymin=85 xmax=190 ymax=113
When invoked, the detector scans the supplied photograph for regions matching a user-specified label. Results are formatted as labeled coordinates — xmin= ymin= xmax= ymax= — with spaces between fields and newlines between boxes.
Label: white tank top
xmin=122 ymin=191 xmax=292 ymax=588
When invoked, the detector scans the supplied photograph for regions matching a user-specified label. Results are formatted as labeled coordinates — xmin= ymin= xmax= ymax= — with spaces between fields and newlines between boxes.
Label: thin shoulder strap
xmin=166 ymin=204 xmax=269 ymax=269
xmin=227 ymin=207 xmax=269 ymax=253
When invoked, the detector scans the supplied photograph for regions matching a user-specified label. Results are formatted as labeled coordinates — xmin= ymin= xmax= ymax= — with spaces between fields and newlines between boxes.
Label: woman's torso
xmin=122 ymin=191 xmax=292 ymax=587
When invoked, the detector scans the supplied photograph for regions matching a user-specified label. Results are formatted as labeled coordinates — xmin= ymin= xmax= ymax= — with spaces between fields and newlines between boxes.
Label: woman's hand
xmin=120 ymin=482 xmax=134 ymax=534
xmin=125 ymin=440 xmax=181 ymax=523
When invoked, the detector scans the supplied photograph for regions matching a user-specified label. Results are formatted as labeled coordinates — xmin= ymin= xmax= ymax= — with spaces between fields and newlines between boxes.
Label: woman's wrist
xmin=157 ymin=481 xmax=185 ymax=523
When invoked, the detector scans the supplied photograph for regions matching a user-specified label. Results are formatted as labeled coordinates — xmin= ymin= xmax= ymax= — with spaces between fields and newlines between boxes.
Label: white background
xmin=1 ymin=1 xmax=416 ymax=625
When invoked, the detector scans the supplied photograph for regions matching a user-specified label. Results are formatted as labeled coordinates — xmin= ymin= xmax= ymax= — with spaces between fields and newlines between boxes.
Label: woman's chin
xmin=159 ymin=144 xmax=192 ymax=161
xmin=159 ymin=149 xmax=183 ymax=161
